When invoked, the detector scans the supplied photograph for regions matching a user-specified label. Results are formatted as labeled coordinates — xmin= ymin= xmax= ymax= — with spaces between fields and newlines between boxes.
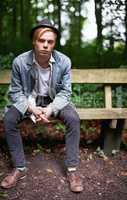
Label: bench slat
xmin=105 ymin=86 xmax=112 ymax=108
xmin=1 ymin=69 xmax=127 ymax=84
xmin=0 ymin=108 xmax=127 ymax=120
xmin=72 ymin=69 xmax=127 ymax=83
xmin=0 ymin=70 xmax=11 ymax=84
xmin=76 ymin=108 xmax=127 ymax=120
xmin=0 ymin=70 xmax=127 ymax=121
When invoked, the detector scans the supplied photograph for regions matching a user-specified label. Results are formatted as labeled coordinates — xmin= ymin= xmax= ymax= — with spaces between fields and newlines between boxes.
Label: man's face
xmin=33 ymin=30 xmax=57 ymax=58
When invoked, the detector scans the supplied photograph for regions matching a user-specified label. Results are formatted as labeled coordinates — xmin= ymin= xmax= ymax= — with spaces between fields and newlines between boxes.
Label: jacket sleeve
xmin=51 ymin=57 xmax=72 ymax=116
xmin=8 ymin=58 xmax=29 ymax=115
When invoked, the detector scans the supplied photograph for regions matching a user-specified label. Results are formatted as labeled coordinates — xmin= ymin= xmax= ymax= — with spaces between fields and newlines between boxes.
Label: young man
xmin=1 ymin=19 xmax=83 ymax=192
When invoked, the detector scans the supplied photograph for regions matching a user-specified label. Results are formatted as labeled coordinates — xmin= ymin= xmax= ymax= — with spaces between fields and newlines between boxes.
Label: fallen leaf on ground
xmin=46 ymin=168 xmax=53 ymax=174
xmin=120 ymin=171 xmax=127 ymax=176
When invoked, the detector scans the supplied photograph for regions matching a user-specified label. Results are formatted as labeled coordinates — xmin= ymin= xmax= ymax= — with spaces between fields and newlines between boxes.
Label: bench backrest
xmin=0 ymin=69 xmax=127 ymax=119
xmin=71 ymin=69 xmax=127 ymax=109
xmin=71 ymin=69 xmax=127 ymax=84
xmin=1 ymin=69 xmax=127 ymax=84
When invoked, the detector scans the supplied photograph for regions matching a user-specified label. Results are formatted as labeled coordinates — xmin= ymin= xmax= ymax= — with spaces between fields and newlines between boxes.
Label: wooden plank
xmin=1 ymin=69 xmax=127 ymax=84
xmin=0 ymin=70 xmax=11 ymax=84
xmin=0 ymin=107 xmax=127 ymax=120
xmin=71 ymin=69 xmax=127 ymax=83
xmin=76 ymin=108 xmax=127 ymax=120
xmin=104 ymin=86 xmax=112 ymax=108
xmin=110 ymin=120 xmax=117 ymax=128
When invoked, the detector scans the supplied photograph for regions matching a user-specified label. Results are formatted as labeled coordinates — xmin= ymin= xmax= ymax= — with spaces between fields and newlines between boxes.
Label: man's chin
xmin=39 ymin=52 xmax=50 ymax=57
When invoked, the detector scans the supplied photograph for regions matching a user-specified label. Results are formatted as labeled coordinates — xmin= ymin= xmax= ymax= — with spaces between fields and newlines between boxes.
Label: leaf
xmin=87 ymin=153 xmax=93 ymax=160
xmin=96 ymin=147 xmax=108 ymax=160
xmin=46 ymin=168 xmax=53 ymax=174
xmin=120 ymin=171 xmax=127 ymax=176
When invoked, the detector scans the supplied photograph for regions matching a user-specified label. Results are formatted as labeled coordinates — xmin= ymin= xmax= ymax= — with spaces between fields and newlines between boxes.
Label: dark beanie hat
xmin=30 ymin=19 xmax=59 ymax=39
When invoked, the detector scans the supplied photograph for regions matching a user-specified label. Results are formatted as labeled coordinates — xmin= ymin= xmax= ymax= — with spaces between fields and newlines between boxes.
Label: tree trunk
xmin=24 ymin=0 xmax=32 ymax=36
xmin=56 ymin=0 xmax=61 ymax=48
xmin=94 ymin=0 xmax=103 ymax=64
xmin=20 ymin=0 xmax=24 ymax=37
xmin=124 ymin=0 xmax=127 ymax=56
xmin=109 ymin=24 xmax=114 ymax=51
xmin=12 ymin=0 xmax=17 ymax=39
xmin=78 ymin=0 xmax=82 ymax=48
xmin=35 ymin=0 xmax=38 ymax=21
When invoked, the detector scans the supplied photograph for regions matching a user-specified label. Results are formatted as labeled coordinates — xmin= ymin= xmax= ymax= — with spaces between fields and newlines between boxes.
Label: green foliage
xmin=71 ymin=84 xmax=104 ymax=108
xmin=72 ymin=84 xmax=127 ymax=108
xmin=0 ymin=53 xmax=14 ymax=69
xmin=0 ymin=0 xmax=127 ymax=68
xmin=0 ymin=84 xmax=127 ymax=109
xmin=35 ymin=124 xmax=48 ymax=135
xmin=62 ymin=42 xmax=127 ymax=68
xmin=112 ymin=86 xmax=127 ymax=107
xmin=0 ymin=191 xmax=8 ymax=199
xmin=54 ymin=123 xmax=65 ymax=132
xmin=0 ymin=85 xmax=9 ymax=108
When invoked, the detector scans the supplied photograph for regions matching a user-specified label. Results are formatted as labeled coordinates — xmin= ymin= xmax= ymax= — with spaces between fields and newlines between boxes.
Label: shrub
xmin=0 ymin=53 xmax=14 ymax=69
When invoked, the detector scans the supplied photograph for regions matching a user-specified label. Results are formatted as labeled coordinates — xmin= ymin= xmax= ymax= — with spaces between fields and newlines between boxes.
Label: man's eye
xmin=38 ymin=39 xmax=45 ymax=42
xmin=48 ymin=40 xmax=53 ymax=44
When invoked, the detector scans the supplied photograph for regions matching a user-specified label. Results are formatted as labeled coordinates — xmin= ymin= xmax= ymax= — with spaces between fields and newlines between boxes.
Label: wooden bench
xmin=0 ymin=69 xmax=127 ymax=154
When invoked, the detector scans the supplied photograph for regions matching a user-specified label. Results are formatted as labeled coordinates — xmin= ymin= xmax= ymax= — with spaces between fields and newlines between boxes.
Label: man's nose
xmin=43 ymin=41 xmax=48 ymax=48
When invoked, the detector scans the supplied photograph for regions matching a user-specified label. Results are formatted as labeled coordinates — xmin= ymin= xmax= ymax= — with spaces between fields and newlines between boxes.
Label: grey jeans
xmin=4 ymin=102 xmax=80 ymax=168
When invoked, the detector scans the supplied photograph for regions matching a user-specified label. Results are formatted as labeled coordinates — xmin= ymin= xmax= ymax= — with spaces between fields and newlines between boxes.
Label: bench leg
xmin=103 ymin=119 xmax=124 ymax=155
xmin=103 ymin=128 xmax=120 ymax=155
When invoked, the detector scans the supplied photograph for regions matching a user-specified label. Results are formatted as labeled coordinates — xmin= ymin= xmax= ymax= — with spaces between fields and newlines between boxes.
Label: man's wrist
xmin=27 ymin=105 xmax=34 ymax=113
xmin=45 ymin=104 xmax=53 ymax=118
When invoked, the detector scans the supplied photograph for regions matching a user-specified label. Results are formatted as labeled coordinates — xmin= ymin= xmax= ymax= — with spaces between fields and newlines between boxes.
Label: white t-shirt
xmin=37 ymin=65 xmax=51 ymax=96
xmin=33 ymin=54 xmax=55 ymax=96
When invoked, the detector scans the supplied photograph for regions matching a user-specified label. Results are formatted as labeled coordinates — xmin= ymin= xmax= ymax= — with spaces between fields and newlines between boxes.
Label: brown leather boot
xmin=1 ymin=168 xmax=27 ymax=189
xmin=67 ymin=170 xmax=83 ymax=192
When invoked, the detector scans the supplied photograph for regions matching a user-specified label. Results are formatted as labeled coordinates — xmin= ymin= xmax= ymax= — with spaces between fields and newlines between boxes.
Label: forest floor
xmin=0 ymin=140 xmax=127 ymax=200
xmin=0 ymin=119 xmax=127 ymax=200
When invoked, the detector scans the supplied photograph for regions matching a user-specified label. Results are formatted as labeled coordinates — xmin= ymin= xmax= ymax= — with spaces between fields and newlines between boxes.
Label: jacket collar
xmin=26 ymin=50 xmax=34 ymax=66
xmin=26 ymin=50 xmax=56 ymax=66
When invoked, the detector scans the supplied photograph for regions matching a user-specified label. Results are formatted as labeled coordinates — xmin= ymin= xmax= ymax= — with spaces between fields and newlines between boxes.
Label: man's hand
xmin=36 ymin=113 xmax=50 ymax=123
xmin=28 ymin=105 xmax=51 ymax=123
xmin=28 ymin=106 xmax=43 ymax=117
xmin=36 ymin=105 xmax=53 ymax=123
xmin=42 ymin=104 xmax=53 ymax=118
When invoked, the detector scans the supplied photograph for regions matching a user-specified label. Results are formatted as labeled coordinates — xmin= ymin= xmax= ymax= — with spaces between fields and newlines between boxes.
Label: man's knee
xmin=62 ymin=105 xmax=80 ymax=125
xmin=70 ymin=112 xmax=80 ymax=125
xmin=4 ymin=106 xmax=21 ymax=127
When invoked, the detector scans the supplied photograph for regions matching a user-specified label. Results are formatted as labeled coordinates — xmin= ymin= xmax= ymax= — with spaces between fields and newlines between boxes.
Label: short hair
xmin=32 ymin=27 xmax=57 ymax=44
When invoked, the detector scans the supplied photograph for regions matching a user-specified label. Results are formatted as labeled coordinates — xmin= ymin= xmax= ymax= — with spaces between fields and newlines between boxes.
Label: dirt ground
xmin=0 ymin=141 xmax=127 ymax=200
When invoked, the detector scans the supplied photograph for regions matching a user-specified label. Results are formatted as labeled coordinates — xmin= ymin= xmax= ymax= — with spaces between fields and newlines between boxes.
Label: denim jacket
xmin=7 ymin=50 xmax=72 ymax=116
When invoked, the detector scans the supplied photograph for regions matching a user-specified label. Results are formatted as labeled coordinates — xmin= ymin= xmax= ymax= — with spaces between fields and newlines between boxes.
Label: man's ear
xmin=32 ymin=40 xmax=36 ymax=47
